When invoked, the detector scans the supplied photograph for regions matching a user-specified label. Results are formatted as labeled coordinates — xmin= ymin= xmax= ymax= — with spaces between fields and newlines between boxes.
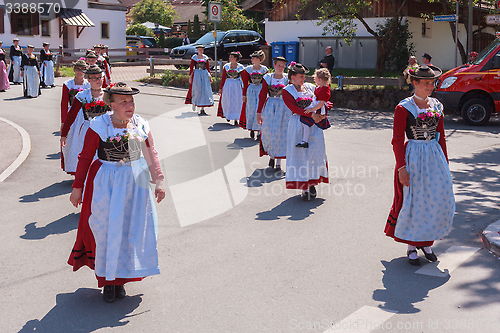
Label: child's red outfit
xmin=299 ymin=85 xmax=331 ymax=130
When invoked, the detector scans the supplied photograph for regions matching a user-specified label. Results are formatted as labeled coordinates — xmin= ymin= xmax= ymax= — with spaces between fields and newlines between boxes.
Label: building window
xmin=10 ymin=12 xmax=39 ymax=35
xmin=101 ymin=22 xmax=109 ymax=39
xmin=41 ymin=19 xmax=50 ymax=36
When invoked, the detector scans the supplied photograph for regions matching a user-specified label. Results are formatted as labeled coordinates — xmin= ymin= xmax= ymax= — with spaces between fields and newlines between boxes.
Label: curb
xmin=0 ymin=117 xmax=31 ymax=182
xmin=481 ymin=219 xmax=500 ymax=257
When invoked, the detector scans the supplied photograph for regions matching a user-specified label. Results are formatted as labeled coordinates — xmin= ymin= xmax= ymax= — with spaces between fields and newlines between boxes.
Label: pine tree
xmin=187 ymin=19 xmax=192 ymax=38
xmin=193 ymin=14 xmax=201 ymax=39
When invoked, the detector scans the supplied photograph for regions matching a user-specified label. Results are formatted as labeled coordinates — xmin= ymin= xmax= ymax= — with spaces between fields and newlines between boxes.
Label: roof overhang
xmin=58 ymin=9 xmax=95 ymax=38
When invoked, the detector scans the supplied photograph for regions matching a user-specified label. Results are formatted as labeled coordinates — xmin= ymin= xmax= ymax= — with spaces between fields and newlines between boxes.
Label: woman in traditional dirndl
xmin=61 ymin=65 xmax=110 ymax=174
xmin=282 ymin=63 xmax=329 ymax=201
xmin=40 ymin=42 xmax=55 ymax=88
xmin=185 ymin=45 xmax=213 ymax=115
xmin=21 ymin=45 xmax=41 ymax=98
xmin=256 ymin=56 xmax=289 ymax=171
xmin=217 ymin=51 xmax=244 ymax=126
xmin=60 ymin=59 xmax=90 ymax=172
xmin=384 ymin=65 xmax=455 ymax=266
xmin=9 ymin=38 xmax=22 ymax=84
xmin=67 ymin=82 xmax=165 ymax=302
xmin=239 ymin=50 xmax=268 ymax=139
xmin=0 ymin=41 xmax=11 ymax=92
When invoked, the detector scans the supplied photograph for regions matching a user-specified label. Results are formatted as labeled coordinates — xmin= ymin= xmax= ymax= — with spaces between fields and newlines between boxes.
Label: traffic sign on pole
xmin=208 ymin=2 xmax=222 ymax=23
xmin=433 ymin=15 xmax=457 ymax=22
xmin=487 ymin=15 xmax=500 ymax=24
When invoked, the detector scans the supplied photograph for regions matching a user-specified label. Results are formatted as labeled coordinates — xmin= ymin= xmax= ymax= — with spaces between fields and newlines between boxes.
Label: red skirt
xmin=384 ymin=166 xmax=434 ymax=247
xmin=67 ymin=160 xmax=144 ymax=288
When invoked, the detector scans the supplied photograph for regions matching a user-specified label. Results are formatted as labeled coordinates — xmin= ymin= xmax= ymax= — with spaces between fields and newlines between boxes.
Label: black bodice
xmin=406 ymin=112 xmax=439 ymax=140
xmin=83 ymin=104 xmax=110 ymax=121
xmin=195 ymin=62 xmax=207 ymax=70
xmin=250 ymin=72 xmax=264 ymax=85
xmin=41 ymin=50 xmax=53 ymax=61
xmin=0 ymin=52 xmax=5 ymax=62
xmin=226 ymin=70 xmax=240 ymax=79
xmin=98 ymin=138 xmax=142 ymax=162
xmin=10 ymin=46 xmax=22 ymax=57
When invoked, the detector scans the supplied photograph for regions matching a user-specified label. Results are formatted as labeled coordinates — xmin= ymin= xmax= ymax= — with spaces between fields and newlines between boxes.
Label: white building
xmin=0 ymin=0 xmax=127 ymax=50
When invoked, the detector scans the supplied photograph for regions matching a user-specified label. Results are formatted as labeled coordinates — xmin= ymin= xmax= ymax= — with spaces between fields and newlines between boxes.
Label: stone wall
xmin=331 ymin=89 xmax=411 ymax=111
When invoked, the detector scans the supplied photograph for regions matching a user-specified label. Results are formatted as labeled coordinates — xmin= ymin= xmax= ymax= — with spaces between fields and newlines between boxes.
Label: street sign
xmin=433 ymin=15 xmax=457 ymax=22
xmin=487 ymin=15 xmax=500 ymax=24
xmin=208 ymin=2 xmax=222 ymax=23
xmin=496 ymin=0 xmax=500 ymax=11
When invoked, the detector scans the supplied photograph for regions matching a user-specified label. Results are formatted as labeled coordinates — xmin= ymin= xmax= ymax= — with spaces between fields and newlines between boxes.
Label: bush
xmin=126 ymin=23 xmax=154 ymax=37
xmin=165 ymin=37 xmax=183 ymax=49
xmin=161 ymin=70 xmax=190 ymax=88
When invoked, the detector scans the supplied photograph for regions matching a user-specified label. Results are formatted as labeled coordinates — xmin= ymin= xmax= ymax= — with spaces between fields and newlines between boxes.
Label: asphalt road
xmin=1 ymin=78 xmax=500 ymax=333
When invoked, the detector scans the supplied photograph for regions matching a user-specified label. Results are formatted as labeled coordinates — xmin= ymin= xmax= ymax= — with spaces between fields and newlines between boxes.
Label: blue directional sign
xmin=433 ymin=15 xmax=457 ymax=22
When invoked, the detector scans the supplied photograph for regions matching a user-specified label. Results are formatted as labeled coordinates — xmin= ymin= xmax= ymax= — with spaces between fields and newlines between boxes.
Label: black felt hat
xmin=84 ymin=64 xmax=104 ymax=74
xmin=85 ymin=50 xmax=98 ymax=59
xmin=422 ymin=53 xmax=432 ymax=61
xmin=103 ymin=82 xmax=140 ymax=105
xmin=72 ymin=59 xmax=88 ymax=68
xmin=195 ymin=44 xmax=205 ymax=49
xmin=272 ymin=56 xmax=288 ymax=63
xmin=42 ymin=42 xmax=49 ymax=46
xmin=408 ymin=65 xmax=442 ymax=79
xmin=250 ymin=50 xmax=264 ymax=58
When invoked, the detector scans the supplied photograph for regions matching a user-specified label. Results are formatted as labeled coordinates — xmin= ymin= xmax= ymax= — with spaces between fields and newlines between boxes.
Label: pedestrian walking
xmin=9 ymin=38 xmax=22 ymax=84
xmin=40 ymin=42 xmax=55 ymax=88
xmin=256 ymin=56 xmax=290 ymax=171
xmin=21 ymin=45 xmax=41 ymax=98
xmin=282 ymin=62 xmax=329 ymax=201
xmin=60 ymin=59 xmax=90 ymax=172
xmin=0 ymin=41 xmax=10 ymax=92
xmin=185 ymin=45 xmax=213 ymax=115
xmin=239 ymin=50 xmax=268 ymax=139
xmin=385 ymin=65 xmax=455 ymax=266
xmin=67 ymin=82 xmax=165 ymax=302
xmin=217 ymin=51 xmax=244 ymax=125
xmin=60 ymin=65 xmax=110 ymax=174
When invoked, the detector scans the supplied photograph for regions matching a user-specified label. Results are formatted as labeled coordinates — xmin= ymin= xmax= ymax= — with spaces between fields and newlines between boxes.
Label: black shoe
xmin=250 ymin=130 xmax=255 ymax=139
xmin=51 ymin=84 xmax=55 ymax=88
xmin=256 ymin=133 xmax=261 ymax=141
xmin=407 ymin=250 xmax=421 ymax=266
xmin=417 ymin=247 xmax=438 ymax=262
xmin=115 ymin=285 xmax=126 ymax=299
xmin=309 ymin=186 xmax=317 ymax=198
xmin=234 ymin=120 xmax=238 ymax=126
xmin=295 ymin=141 xmax=309 ymax=148
xmin=40 ymin=83 xmax=46 ymax=88
xmin=103 ymin=285 xmax=116 ymax=303
xmin=301 ymin=191 xmax=311 ymax=201
xmin=275 ymin=164 xmax=281 ymax=172
xmin=226 ymin=118 xmax=230 ymax=122
xmin=199 ymin=109 xmax=207 ymax=115
xmin=268 ymin=158 xmax=275 ymax=169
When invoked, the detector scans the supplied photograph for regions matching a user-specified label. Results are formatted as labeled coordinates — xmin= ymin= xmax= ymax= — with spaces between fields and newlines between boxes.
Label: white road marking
xmin=324 ymin=306 xmax=397 ymax=333
xmin=415 ymin=246 xmax=481 ymax=277
xmin=0 ymin=117 xmax=31 ymax=182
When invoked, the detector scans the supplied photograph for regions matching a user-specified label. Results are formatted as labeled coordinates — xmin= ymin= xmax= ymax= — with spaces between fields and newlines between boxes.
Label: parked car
xmin=126 ymin=35 xmax=162 ymax=56
xmin=435 ymin=37 xmax=500 ymax=125
xmin=170 ymin=30 xmax=267 ymax=61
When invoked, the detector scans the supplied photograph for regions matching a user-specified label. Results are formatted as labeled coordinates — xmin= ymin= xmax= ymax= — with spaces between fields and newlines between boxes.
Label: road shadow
xmin=329 ymin=109 xmax=393 ymax=130
xmin=232 ymin=138 xmax=258 ymax=148
xmin=373 ymin=258 xmax=450 ymax=314
xmin=19 ymin=180 xmax=73 ymax=202
xmin=53 ymin=131 xmax=60 ymax=136
xmin=47 ymin=152 xmax=61 ymax=160
xmin=208 ymin=122 xmax=240 ymax=132
xmin=4 ymin=96 xmax=26 ymax=101
xmin=444 ymin=114 xmax=500 ymax=136
xmin=21 ymin=213 xmax=79 ymax=240
xmin=256 ymin=196 xmax=325 ymax=221
xmin=18 ymin=288 xmax=144 ymax=333
xmin=175 ymin=112 xmax=200 ymax=119
xmin=246 ymin=168 xmax=285 ymax=188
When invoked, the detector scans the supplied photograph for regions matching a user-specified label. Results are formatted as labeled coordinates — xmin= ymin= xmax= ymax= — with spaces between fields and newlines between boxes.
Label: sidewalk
xmin=482 ymin=220 xmax=500 ymax=256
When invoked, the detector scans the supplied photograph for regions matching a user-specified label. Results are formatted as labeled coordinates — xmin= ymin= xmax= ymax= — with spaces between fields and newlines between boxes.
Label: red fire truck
xmin=435 ymin=37 xmax=500 ymax=125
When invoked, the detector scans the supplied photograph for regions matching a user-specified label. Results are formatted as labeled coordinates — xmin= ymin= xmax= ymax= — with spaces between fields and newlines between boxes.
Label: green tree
xmin=158 ymin=29 xmax=166 ymax=48
xmin=201 ymin=0 xmax=257 ymax=31
xmin=193 ymin=14 xmax=201 ymax=38
xmin=126 ymin=23 xmax=155 ymax=37
xmin=377 ymin=18 xmax=414 ymax=71
xmin=131 ymin=0 xmax=179 ymax=27
xmin=302 ymin=0 xmax=408 ymax=74
xmin=187 ymin=19 xmax=192 ymax=38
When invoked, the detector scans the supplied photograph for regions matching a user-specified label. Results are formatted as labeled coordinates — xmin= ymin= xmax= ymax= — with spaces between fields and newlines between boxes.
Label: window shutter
xmin=10 ymin=12 xmax=18 ymax=34
xmin=0 ymin=8 xmax=4 ymax=34
xmin=32 ymin=12 xmax=39 ymax=35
